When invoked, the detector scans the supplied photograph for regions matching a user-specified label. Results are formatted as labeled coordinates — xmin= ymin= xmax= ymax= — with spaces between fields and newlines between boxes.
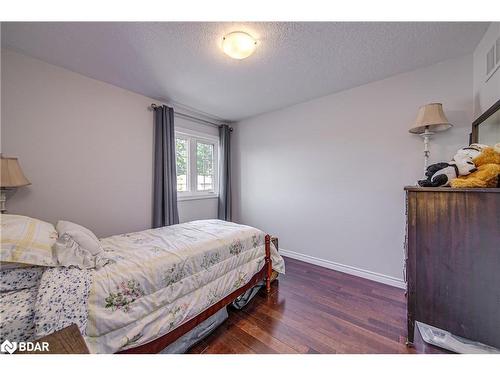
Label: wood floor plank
xmin=229 ymin=313 xmax=299 ymax=354
xmin=188 ymin=256 xmax=447 ymax=354
xmin=238 ymin=308 xmax=326 ymax=353
xmin=224 ymin=323 xmax=278 ymax=354
xmin=266 ymin=293 xmax=409 ymax=353
xmin=277 ymin=287 xmax=404 ymax=342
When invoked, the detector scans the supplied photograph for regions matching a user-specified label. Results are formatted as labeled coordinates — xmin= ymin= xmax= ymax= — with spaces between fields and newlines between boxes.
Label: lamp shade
xmin=0 ymin=155 xmax=31 ymax=188
xmin=409 ymin=103 xmax=452 ymax=134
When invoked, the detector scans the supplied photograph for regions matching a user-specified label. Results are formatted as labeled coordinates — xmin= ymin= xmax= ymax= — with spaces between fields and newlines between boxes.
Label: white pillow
xmin=54 ymin=221 xmax=110 ymax=269
xmin=56 ymin=221 xmax=102 ymax=255
xmin=1 ymin=214 xmax=58 ymax=267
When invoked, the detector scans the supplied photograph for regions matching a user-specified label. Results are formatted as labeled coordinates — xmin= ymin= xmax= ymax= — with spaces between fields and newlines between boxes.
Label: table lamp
xmin=0 ymin=155 xmax=31 ymax=213
xmin=409 ymin=103 xmax=452 ymax=176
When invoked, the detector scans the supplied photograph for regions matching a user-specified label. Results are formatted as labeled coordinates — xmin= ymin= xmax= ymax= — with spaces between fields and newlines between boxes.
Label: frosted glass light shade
xmin=222 ymin=32 xmax=257 ymax=60
xmin=409 ymin=103 xmax=452 ymax=134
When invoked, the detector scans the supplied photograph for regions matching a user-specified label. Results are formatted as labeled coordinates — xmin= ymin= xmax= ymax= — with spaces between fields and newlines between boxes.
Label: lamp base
xmin=420 ymin=128 xmax=434 ymax=177
xmin=1 ymin=189 xmax=8 ymax=214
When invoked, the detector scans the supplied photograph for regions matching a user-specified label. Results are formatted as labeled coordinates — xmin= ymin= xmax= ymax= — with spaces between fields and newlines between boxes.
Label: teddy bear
xmin=450 ymin=144 xmax=500 ymax=188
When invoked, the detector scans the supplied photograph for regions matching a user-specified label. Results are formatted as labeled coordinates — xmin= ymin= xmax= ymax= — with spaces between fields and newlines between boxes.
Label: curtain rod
xmin=150 ymin=103 xmax=232 ymax=131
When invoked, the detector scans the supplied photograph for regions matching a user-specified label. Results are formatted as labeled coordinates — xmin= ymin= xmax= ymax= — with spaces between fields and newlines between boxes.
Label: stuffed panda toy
xmin=418 ymin=155 xmax=477 ymax=187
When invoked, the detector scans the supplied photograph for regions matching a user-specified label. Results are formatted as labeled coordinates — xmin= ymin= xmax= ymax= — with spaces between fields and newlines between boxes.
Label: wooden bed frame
xmin=118 ymin=234 xmax=273 ymax=354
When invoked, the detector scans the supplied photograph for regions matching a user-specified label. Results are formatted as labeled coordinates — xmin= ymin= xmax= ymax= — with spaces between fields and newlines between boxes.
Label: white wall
xmin=1 ymin=49 xmax=218 ymax=237
xmin=473 ymin=22 xmax=500 ymax=119
xmin=232 ymin=55 xmax=473 ymax=282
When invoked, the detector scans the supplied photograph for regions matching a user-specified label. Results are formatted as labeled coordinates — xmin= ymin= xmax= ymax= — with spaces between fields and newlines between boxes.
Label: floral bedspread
xmin=86 ymin=220 xmax=284 ymax=353
xmin=0 ymin=220 xmax=284 ymax=353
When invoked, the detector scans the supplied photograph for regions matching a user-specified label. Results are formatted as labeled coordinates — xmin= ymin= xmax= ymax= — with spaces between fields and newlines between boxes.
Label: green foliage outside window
xmin=176 ymin=138 xmax=188 ymax=176
xmin=197 ymin=142 xmax=214 ymax=176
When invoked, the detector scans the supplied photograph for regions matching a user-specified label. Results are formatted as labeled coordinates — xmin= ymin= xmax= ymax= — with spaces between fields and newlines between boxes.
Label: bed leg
xmin=265 ymin=234 xmax=272 ymax=293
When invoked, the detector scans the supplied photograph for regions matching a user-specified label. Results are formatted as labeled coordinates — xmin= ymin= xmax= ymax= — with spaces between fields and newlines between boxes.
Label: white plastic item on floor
xmin=160 ymin=307 xmax=229 ymax=354
xmin=417 ymin=321 xmax=500 ymax=354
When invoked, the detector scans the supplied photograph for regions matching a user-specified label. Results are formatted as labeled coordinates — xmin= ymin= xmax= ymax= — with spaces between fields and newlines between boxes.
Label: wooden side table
xmin=16 ymin=324 xmax=89 ymax=354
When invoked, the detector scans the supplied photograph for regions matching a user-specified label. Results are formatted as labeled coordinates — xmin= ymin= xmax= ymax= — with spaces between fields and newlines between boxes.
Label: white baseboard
xmin=279 ymin=248 xmax=406 ymax=289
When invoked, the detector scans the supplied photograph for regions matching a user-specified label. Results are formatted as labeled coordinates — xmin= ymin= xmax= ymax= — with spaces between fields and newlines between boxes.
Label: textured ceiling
xmin=1 ymin=22 xmax=489 ymax=121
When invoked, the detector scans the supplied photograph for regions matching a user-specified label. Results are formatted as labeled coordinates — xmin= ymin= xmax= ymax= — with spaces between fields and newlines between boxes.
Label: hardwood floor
xmin=188 ymin=256 xmax=448 ymax=354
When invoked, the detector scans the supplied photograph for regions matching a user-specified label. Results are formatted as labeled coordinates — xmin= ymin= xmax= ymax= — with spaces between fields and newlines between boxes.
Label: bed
xmin=0 ymin=218 xmax=285 ymax=354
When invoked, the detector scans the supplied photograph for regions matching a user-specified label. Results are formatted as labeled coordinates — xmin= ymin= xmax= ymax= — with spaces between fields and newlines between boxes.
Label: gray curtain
xmin=153 ymin=105 xmax=179 ymax=228
xmin=218 ymin=125 xmax=231 ymax=221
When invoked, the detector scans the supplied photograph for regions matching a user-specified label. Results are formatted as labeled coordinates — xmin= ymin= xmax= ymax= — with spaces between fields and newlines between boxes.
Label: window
xmin=175 ymin=137 xmax=189 ymax=192
xmin=196 ymin=141 xmax=215 ymax=191
xmin=175 ymin=128 xmax=219 ymax=200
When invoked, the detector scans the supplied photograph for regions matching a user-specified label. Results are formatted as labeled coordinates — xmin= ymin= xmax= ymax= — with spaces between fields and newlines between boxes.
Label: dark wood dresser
xmin=405 ymin=186 xmax=500 ymax=349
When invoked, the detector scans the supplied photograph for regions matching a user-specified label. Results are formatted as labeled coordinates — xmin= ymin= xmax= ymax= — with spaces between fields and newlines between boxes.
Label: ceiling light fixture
xmin=222 ymin=31 xmax=257 ymax=60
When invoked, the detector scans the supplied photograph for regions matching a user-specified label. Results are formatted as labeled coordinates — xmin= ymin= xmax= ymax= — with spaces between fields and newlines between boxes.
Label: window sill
xmin=177 ymin=194 xmax=219 ymax=202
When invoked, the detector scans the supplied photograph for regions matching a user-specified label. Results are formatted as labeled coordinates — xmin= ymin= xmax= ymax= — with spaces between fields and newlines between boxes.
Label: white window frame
xmin=175 ymin=127 xmax=219 ymax=201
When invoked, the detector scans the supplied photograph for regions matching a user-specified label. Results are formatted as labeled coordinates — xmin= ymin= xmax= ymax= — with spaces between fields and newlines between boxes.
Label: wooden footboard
xmin=118 ymin=233 xmax=274 ymax=354
xmin=265 ymin=234 xmax=272 ymax=294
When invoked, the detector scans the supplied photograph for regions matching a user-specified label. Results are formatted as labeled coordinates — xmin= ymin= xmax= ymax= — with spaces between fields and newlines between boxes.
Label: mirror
xmin=471 ymin=99 xmax=500 ymax=145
